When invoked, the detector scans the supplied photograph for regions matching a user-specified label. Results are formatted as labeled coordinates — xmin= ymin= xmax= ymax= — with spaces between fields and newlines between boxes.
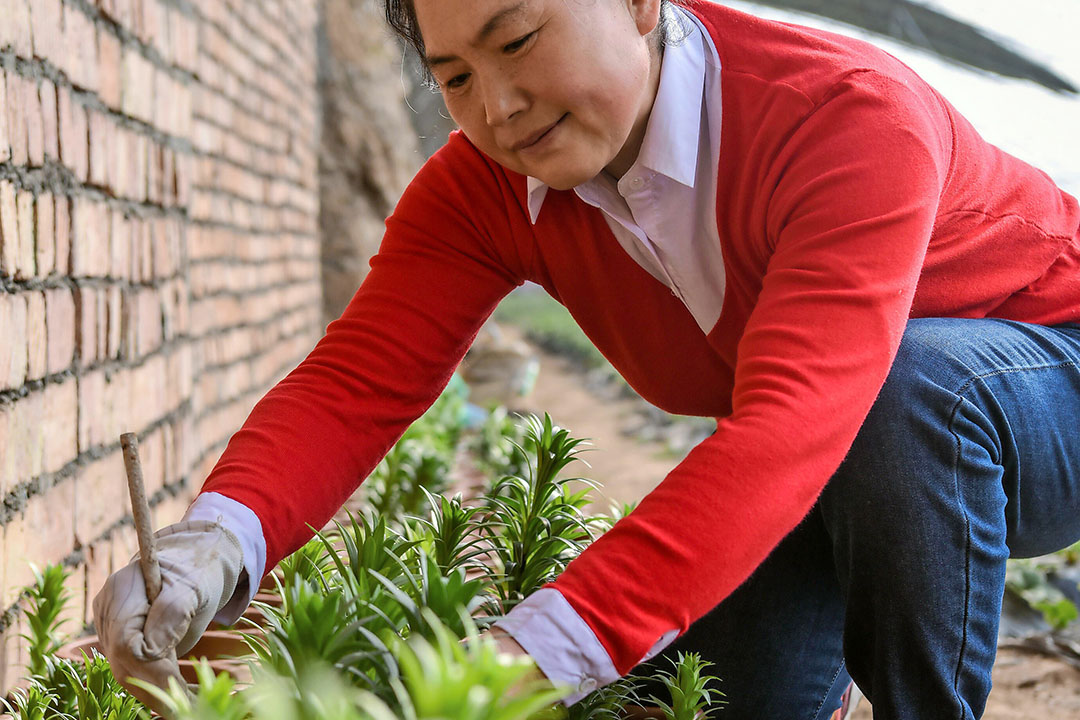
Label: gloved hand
xmin=92 ymin=520 xmax=245 ymax=707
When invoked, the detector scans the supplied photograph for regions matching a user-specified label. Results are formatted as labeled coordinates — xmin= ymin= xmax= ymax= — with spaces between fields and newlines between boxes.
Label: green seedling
xmin=645 ymin=652 xmax=724 ymax=720
xmin=20 ymin=563 xmax=72 ymax=678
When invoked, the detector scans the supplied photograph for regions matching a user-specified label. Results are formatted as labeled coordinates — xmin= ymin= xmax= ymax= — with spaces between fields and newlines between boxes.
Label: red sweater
xmin=202 ymin=0 xmax=1080 ymax=674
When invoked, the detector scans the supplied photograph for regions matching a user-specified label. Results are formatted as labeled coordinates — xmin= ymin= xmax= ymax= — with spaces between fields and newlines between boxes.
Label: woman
xmin=94 ymin=1 xmax=1080 ymax=718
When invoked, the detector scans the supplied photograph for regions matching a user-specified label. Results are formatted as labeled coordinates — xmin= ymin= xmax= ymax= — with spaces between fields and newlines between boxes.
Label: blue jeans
xmin=631 ymin=318 xmax=1080 ymax=719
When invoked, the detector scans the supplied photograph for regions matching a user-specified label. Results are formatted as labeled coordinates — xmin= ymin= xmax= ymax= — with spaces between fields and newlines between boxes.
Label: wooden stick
xmin=120 ymin=432 xmax=162 ymax=602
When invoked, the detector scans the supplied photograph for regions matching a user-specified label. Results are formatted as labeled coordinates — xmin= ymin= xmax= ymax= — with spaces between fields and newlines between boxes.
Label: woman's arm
xmin=546 ymin=69 xmax=953 ymax=676
xmin=197 ymin=135 xmax=524 ymax=574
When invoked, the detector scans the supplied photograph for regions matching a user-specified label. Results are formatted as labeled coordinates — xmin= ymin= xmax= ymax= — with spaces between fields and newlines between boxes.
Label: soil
xmin=508 ymin=329 xmax=1080 ymax=719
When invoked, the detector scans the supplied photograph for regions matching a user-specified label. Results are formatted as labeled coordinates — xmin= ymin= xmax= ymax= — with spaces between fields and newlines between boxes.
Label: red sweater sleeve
xmin=200 ymin=137 xmax=522 ymax=570
xmin=551 ymin=70 xmax=953 ymax=673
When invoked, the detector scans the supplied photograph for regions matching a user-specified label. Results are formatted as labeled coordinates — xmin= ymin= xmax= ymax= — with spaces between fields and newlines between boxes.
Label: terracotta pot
xmin=54 ymin=630 xmax=259 ymax=683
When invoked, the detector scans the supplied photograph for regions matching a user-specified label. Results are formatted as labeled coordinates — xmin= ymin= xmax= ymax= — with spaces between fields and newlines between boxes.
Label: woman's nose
xmin=481 ymin=73 xmax=528 ymax=127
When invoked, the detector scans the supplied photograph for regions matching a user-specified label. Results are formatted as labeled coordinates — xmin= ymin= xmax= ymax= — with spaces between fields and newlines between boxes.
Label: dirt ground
xmin=510 ymin=332 xmax=1080 ymax=719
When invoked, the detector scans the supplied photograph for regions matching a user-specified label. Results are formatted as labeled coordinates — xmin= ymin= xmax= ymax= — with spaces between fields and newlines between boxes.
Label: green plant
xmin=135 ymin=658 xmax=249 ymax=720
xmin=645 ymin=652 xmax=724 ymax=720
xmin=21 ymin=563 xmax=72 ymax=678
xmin=413 ymin=488 xmax=492 ymax=575
xmin=386 ymin=610 xmax=567 ymax=720
xmin=484 ymin=414 xmax=598 ymax=610
xmin=1006 ymin=558 xmax=1079 ymax=630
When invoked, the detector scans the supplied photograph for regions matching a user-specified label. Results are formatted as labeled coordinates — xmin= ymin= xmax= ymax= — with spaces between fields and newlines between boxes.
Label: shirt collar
xmin=526 ymin=6 xmax=705 ymax=224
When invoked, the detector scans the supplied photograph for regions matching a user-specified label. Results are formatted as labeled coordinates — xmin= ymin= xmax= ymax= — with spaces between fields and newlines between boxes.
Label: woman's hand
xmin=479 ymin=627 xmax=557 ymax=697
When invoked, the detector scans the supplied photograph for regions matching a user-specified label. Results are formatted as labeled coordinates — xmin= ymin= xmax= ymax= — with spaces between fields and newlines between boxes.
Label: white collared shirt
xmin=526 ymin=6 xmax=725 ymax=334
xmin=185 ymin=4 xmax=725 ymax=708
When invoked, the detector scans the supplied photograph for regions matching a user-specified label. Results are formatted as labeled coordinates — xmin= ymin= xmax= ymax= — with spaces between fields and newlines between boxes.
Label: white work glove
xmin=92 ymin=520 xmax=245 ymax=707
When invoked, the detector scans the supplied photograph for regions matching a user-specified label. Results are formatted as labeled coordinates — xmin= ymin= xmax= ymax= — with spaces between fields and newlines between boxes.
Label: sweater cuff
xmin=183 ymin=491 xmax=267 ymax=624
xmin=493 ymin=588 xmax=621 ymax=706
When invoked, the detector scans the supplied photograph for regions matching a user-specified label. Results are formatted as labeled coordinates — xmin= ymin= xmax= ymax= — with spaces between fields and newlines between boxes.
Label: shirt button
xmin=578 ymin=676 xmax=598 ymax=693
xmin=630 ymin=177 xmax=644 ymax=189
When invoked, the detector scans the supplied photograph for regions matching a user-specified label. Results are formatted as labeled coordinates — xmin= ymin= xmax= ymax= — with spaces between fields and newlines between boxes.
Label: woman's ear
xmin=627 ymin=0 xmax=663 ymax=37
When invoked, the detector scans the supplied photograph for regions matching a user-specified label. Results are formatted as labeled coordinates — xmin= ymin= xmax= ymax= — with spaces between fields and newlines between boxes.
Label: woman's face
xmin=413 ymin=0 xmax=662 ymax=189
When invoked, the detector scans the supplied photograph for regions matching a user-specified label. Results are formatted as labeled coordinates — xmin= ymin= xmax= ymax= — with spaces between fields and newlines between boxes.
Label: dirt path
xmin=510 ymin=332 xmax=1080 ymax=719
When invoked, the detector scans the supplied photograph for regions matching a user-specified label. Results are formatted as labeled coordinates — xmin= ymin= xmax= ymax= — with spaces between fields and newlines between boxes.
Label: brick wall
xmin=0 ymin=0 xmax=321 ymax=691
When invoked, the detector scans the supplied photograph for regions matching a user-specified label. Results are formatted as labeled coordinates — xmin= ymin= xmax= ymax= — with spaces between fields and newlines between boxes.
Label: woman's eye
xmin=503 ymin=31 xmax=535 ymax=53
xmin=444 ymin=73 xmax=470 ymax=90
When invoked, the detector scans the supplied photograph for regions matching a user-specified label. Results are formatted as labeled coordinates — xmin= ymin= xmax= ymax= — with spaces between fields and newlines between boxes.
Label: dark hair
xmin=387 ymin=0 xmax=676 ymax=79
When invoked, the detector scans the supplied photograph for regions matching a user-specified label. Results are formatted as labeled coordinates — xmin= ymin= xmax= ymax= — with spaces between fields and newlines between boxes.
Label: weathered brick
xmin=66 ymin=5 xmax=99 ymax=93
xmin=71 ymin=197 xmax=107 ymax=277
xmin=84 ymin=540 xmax=113 ymax=625
xmin=25 ymin=290 xmax=47 ymax=382
xmin=97 ymin=26 xmax=122 ymax=111
xmin=24 ymin=75 xmax=45 ymax=167
xmin=39 ymin=78 xmax=58 ymax=163
xmin=44 ymin=286 xmax=76 ymax=374
xmin=73 ymin=282 xmax=95 ymax=367
xmin=0 ymin=179 xmax=17 ymax=277
xmin=140 ymin=426 xmax=166 ymax=496
xmin=6 ymin=389 xmax=45 ymax=485
xmin=109 ymin=208 xmax=130 ymax=281
xmin=137 ymin=287 xmax=163 ymax=356
xmin=74 ymin=450 xmax=127 ymax=545
xmin=152 ymin=491 xmax=192 ymax=528
xmin=7 ymin=0 xmax=33 ymax=59
xmin=87 ymin=110 xmax=110 ymax=188
xmin=77 ymin=367 xmax=105 ymax=451
xmin=29 ymin=0 xmax=64 ymax=64
xmin=109 ymin=524 xmax=140 ymax=578
xmin=57 ymin=86 xmax=89 ymax=181
xmin=139 ymin=219 xmax=153 ymax=282
xmin=4 ymin=484 xmax=78 ymax=602
xmin=54 ymin=193 xmax=70 ymax=274
xmin=1 ymin=292 xmax=28 ymax=392
xmin=0 ymin=67 xmax=9 ymax=165
xmin=42 ymin=378 xmax=78 ymax=474
xmin=0 ymin=614 xmax=27 ymax=694
xmin=0 ymin=396 xmax=10 ymax=495
xmin=106 ymin=284 xmax=122 ymax=359
xmin=112 ymin=124 xmax=130 ymax=198
xmin=34 ymin=191 xmax=55 ymax=277
xmin=15 ymin=187 xmax=36 ymax=280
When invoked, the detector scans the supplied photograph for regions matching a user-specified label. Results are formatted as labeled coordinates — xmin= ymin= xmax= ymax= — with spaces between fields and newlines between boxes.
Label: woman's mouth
xmin=513 ymin=114 xmax=568 ymax=154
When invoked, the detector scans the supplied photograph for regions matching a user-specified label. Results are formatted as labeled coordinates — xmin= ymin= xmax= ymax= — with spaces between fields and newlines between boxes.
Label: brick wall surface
xmin=0 ymin=0 xmax=321 ymax=691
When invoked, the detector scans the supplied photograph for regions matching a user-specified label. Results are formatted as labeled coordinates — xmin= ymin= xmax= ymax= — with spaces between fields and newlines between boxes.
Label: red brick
xmin=139 ymin=220 xmax=153 ymax=282
xmin=7 ymin=0 xmax=33 ymax=59
xmin=6 ymin=72 xmax=28 ymax=166
xmin=140 ymin=426 xmax=166 ymax=496
xmin=73 ymin=284 xmax=95 ymax=369
xmin=77 ymin=367 xmax=105 ymax=451
xmin=57 ymin=86 xmax=89 ymax=181
xmin=84 ymin=540 xmax=113 ymax=624
xmin=0 ymin=614 xmax=28 ymax=694
xmin=97 ymin=26 xmax=122 ymax=111
xmin=109 ymin=524 xmax=139 ymax=577
xmin=24 ymin=76 xmax=45 ymax=167
xmin=44 ymin=286 xmax=76 ymax=374
xmin=1 ymin=293 xmax=28 ymax=391
xmin=6 ymin=389 xmax=45 ymax=486
xmin=133 ymin=130 xmax=147 ymax=202
xmin=106 ymin=284 xmax=122 ymax=359
xmin=29 ymin=0 xmax=64 ymax=64
xmin=25 ymin=290 xmax=47 ymax=381
xmin=65 ymin=6 xmax=99 ymax=93
xmin=34 ymin=191 xmax=55 ymax=277
xmin=74 ymin=450 xmax=127 ymax=545
xmin=5 ymin=484 xmax=78 ymax=599
xmin=87 ymin=110 xmax=109 ymax=188
xmin=111 ymin=124 xmax=129 ymax=198
xmin=39 ymin=78 xmax=58 ymax=162
xmin=0 ymin=67 xmax=9 ymax=165
xmin=71 ymin=197 xmax=107 ymax=277
xmin=109 ymin=208 xmax=131 ymax=280
xmin=136 ymin=287 xmax=162 ymax=356
xmin=0 ymin=179 xmax=17 ymax=277
xmin=42 ymin=378 xmax=78 ymax=473
xmin=54 ymin=193 xmax=70 ymax=274
xmin=15 ymin=187 xmax=35 ymax=280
